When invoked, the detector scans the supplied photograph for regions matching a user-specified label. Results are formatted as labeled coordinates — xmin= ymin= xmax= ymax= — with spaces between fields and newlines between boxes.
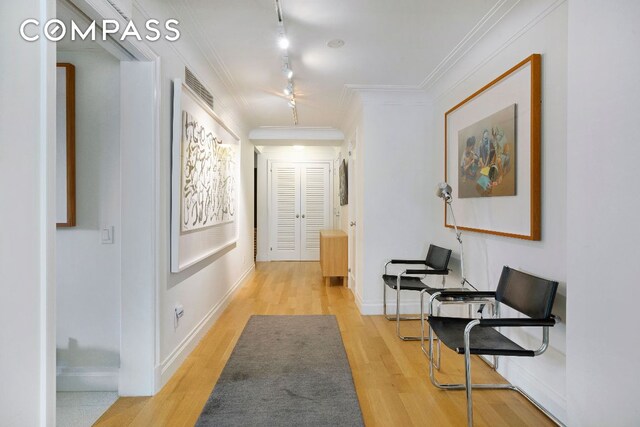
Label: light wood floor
xmin=95 ymin=262 xmax=554 ymax=426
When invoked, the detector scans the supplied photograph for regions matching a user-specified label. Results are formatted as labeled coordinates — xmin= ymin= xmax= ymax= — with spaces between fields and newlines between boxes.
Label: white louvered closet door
xmin=270 ymin=163 xmax=301 ymax=260
xmin=269 ymin=161 xmax=331 ymax=261
xmin=300 ymin=163 xmax=331 ymax=260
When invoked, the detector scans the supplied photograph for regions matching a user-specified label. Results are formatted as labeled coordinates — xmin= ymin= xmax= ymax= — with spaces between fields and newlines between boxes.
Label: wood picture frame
xmin=444 ymin=54 xmax=541 ymax=240
xmin=56 ymin=63 xmax=76 ymax=227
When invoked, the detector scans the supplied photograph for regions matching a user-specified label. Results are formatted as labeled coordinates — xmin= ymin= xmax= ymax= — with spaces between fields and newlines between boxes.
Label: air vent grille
xmin=185 ymin=67 xmax=214 ymax=110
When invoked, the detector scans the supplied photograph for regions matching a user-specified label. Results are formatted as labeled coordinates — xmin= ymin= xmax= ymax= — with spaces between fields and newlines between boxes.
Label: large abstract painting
xmin=457 ymin=104 xmax=516 ymax=198
xmin=181 ymin=111 xmax=236 ymax=231
xmin=171 ymin=80 xmax=240 ymax=272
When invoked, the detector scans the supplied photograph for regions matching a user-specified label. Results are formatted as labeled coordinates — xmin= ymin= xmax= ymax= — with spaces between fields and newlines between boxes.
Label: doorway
xmin=55 ymin=7 xmax=123 ymax=423
xmin=53 ymin=0 xmax=160 ymax=424
xmin=268 ymin=160 xmax=332 ymax=261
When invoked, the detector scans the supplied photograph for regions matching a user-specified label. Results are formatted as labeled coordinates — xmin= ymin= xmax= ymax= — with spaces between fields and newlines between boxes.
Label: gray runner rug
xmin=196 ymin=315 xmax=364 ymax=426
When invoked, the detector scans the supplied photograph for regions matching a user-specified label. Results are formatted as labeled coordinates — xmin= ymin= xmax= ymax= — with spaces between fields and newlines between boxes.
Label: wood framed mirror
xmin=56 ymin=63 xmax=76 ymax=227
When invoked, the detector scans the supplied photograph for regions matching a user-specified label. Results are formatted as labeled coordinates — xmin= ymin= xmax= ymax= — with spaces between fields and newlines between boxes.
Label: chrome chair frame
xmin=420 ymin=290 xmax=498 ymax=370
xmin=382 ymin=244 xmax=453 ymax=342
xmin=425 ymin=268 xmax=562 ymax=427
xmin=383 ymin=267 xmax=445 ymax=341
xmin=427 ymin=316 xmax=561 ymax=426
xmin=382 ymin=261 xmax=446 ymax=323
xmin=383 ymin=265 xmax=449 ymax=341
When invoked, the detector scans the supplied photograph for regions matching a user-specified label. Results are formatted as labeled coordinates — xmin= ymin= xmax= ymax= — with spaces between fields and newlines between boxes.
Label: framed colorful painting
xmin=444 ymin=54 xmax=541 ymax=240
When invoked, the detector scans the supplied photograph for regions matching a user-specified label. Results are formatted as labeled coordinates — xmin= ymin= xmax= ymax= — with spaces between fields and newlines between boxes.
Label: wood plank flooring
xmin=95 ymin=262 xmax=554 ymax=426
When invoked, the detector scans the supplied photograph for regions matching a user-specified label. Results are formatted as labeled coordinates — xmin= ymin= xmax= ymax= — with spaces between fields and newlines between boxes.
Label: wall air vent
xmin=185 ymin=67 xmax=214 ymax=110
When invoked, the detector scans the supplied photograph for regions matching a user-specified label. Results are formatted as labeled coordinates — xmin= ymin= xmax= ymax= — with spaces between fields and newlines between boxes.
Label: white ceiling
xmin=177 ymin=0 xmax=497 ymax=131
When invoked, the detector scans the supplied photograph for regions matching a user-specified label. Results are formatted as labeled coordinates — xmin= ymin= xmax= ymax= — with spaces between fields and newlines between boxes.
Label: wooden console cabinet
xmin=319 ymin=230 xmax=348 ymax=286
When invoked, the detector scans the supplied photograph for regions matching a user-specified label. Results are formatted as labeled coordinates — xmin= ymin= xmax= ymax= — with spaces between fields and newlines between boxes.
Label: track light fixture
xmin=278 ymin=35 xmax=290 ymax=50
xmin=274 ymin=0 xmax=297 ymax=125
xmin=281 ymin=61 xmax=293 ymax=79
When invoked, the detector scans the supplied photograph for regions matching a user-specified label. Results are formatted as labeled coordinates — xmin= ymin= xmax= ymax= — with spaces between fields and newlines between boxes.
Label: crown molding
xmin=175 ymin=0 xmax=250 ymax=111
xmin=418 ymin=0 xmax=521 ymax=91
xmin=334 ymin=0 xmax=518 ymax=125
xmin=339 ymin=84 xmax=422 ymax=109
xmin=431 ymin=0 xmax=566 ymax=103
xmin=132 ymin=0 xmax=250 ymax=133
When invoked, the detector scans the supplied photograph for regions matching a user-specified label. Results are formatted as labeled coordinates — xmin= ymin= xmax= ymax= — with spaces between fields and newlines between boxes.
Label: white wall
xmin=341 ymin=1 xmax=569 ymax=422
xmin=0 ymin=0 xmax=56 ymax=424
xmin=425 ymin=2 xmax=568 ymax=421
xmin=55 ymin=49 xmax=121 ymax=391
xmin=255 ymin=145 xmax=339 ymax=261
xmin=566 ymin=1 xmax=640 ymax=425
xmin=128 ymin=0 xmax=256 ymax=388
xmin=353 ymin=91 xmax=432 ymax=313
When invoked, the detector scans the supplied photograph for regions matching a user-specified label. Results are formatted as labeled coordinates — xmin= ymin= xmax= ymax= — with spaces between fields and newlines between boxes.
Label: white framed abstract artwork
xmin=171 ymin=79 xmax=240 ymax=272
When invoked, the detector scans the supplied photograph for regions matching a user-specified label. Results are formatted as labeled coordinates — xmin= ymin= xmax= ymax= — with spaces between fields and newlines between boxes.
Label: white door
xmin=300 ymin=163 xmax=331 ymax=260
xmin=270 ymin=162 xmax=301 ymax=260
xmin=269 ymin=161 xmax=331 ymax=261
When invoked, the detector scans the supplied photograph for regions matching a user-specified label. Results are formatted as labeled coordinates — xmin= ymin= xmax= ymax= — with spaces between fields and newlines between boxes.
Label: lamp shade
xmin=436 ymin=182 xmax=453 ymax=202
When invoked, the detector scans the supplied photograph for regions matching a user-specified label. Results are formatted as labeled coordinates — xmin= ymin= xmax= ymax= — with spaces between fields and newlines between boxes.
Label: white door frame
xmin=45 ymin=0 xmax=163 ymax=408
xmin=348 ymin=132 xmax=358 ymax=290
xmin=267 ymin=159 xmax=333 ymax=261
xmin=119 ymin=58 xmax=161 ymax=396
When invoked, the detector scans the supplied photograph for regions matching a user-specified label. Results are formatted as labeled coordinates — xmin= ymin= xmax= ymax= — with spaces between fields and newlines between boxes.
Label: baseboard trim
xmin=159 ymin=264 xmax=255 ymax=386
xmin=498 ymin=358 xmax=567 ymax=424
xmin=56 ymin=367 xmax=119 ymax=392
xmin=354 ymin=293 xmax=423 ymax=316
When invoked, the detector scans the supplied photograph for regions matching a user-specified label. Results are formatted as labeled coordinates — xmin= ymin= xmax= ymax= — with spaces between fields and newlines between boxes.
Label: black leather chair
xmin=382 ymin=244 xmax=452 ymax=341
xmin=426 ymin=266 xmax=560 ymax=427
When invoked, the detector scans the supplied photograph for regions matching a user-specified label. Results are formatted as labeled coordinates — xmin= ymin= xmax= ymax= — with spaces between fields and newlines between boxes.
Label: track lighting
xmin=281 ymin=62 xmax=293 ymax=79
xmin=278 ymin=35 xmax=289 ymax=50
xmin=275 ymin=1 xmax=297 ymax=125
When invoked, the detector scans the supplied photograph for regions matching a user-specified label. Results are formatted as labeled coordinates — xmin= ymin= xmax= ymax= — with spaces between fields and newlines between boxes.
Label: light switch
xmin=101 ymin=226 xmax=114 ymax=244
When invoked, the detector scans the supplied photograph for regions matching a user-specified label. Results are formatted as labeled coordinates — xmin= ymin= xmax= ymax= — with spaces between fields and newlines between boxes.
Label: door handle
xmin=302 ymin=214 xmax=305 ymax=218
xmin=296 ymin=214 xmax=300 ymax=218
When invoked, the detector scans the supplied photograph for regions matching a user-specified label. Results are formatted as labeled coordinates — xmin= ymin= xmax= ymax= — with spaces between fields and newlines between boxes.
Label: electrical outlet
xmin=174 ymin=304 xmax=184 ymax=327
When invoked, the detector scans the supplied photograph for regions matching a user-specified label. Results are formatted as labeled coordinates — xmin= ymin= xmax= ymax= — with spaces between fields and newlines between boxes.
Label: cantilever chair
xmin=419 ymin=286 xmax=497 ymax=370
xmin=382 ymin=244 xmax=452 ymax=341
xmin=426 ymin=266 xmax=560 ymax=427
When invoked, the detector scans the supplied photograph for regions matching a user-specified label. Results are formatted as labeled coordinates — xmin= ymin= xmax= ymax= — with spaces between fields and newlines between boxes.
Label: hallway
xmin=96 ymin=262 xmax=553 ymax=426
